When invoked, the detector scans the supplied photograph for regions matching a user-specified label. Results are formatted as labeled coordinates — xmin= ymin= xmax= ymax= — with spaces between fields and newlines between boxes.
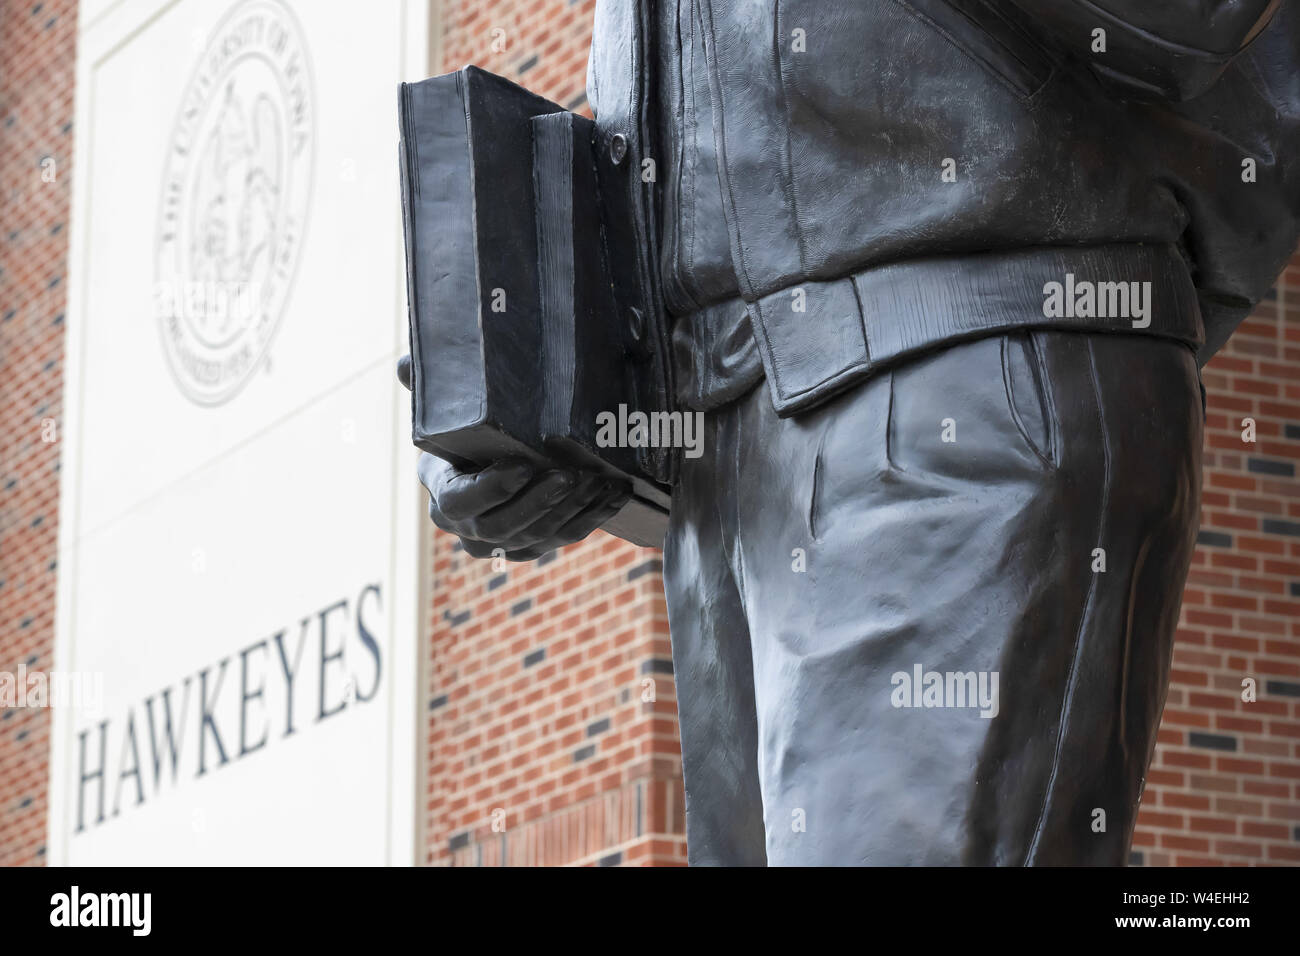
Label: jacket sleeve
xmin=1006 ymin=0 xmax=1283 ymax=101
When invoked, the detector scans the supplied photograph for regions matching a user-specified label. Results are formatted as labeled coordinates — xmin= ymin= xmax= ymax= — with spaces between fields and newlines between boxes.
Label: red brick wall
xmin=435 ymin=0 xmax=597 ymax=114
xmin=0 ymin=0 xmax=76 ymax=867
xmin=421 ymin=2 xmax=689 ymax=868
xmin=1136 ymin=257 xmax=1300 ymax=866
xmin=423 ymin=535 xmax=684 ymax=865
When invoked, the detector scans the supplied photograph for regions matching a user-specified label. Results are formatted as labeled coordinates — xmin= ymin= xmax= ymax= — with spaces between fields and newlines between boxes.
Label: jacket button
xmin=609 ymin=133 xmax=628 ymax=166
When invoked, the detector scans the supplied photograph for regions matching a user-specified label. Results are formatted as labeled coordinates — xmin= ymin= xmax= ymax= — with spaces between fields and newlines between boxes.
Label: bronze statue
xmin=400 ymin=0 xmax=1300 ymax=865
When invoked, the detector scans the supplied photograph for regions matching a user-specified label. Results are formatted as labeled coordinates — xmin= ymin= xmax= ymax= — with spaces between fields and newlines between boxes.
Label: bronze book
xmin=398 ymin=67 xmax=672 ymax=547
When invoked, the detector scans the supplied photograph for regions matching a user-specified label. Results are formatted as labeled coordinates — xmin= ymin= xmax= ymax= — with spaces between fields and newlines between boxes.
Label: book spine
xmin=532 ymin=113 xmax=578 ymax=442
xmin=397 ymin=83 xmax=420 ymax=437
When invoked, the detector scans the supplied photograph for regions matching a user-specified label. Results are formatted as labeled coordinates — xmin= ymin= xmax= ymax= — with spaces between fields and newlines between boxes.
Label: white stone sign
xmin=49 ymin=0 xmax=429 ymax=865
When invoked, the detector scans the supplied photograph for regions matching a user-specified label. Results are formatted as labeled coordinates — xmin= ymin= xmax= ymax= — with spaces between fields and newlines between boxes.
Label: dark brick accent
xmin=628 ymin=558 xmax=663 ymax=582
xmin=1196 ymin=530 xmax=1233 ymax=548
xmin=1248 ymin=457 xmax=1294 ymax=477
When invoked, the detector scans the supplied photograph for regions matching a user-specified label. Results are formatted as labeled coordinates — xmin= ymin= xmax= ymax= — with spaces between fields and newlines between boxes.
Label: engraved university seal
xmin=155 ymin=0 xmax=314 ymax=405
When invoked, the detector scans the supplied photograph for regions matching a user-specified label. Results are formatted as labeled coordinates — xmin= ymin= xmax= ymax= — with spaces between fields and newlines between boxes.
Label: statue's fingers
xmin=436 ymin=458 xmax=536 ymax=522
xmin=465 ymin=470 xmax=580 ymax=542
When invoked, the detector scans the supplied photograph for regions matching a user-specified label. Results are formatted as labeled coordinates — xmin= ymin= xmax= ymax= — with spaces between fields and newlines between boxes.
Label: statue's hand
xmin=399 ymin=356 xmax=630 ymax=561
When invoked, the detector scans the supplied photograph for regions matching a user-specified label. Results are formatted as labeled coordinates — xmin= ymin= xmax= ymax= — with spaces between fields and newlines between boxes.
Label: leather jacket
xmin=585 ymin=1 xmax=1300 ymax=419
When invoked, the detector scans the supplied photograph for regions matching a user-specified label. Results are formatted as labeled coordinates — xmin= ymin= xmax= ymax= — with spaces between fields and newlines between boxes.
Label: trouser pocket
xmin=887 ymin=333 xmax=1058 ymax=482
xmin=1003 ymin=331 xmax=1058 ymax=469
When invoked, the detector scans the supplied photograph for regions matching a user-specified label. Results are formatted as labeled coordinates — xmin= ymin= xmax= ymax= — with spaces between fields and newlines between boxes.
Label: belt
xmin=671 ymin=243 xmax=1205 ymax=416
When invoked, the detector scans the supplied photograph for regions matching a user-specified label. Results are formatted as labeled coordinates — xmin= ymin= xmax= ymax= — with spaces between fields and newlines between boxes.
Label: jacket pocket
xmin=891 ymin=0 xmax=1056 ymax=100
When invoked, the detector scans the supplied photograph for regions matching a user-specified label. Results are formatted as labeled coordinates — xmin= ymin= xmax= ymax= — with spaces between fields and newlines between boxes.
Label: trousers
xmin=662 ymin=329 xmax=1203 ymax=865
